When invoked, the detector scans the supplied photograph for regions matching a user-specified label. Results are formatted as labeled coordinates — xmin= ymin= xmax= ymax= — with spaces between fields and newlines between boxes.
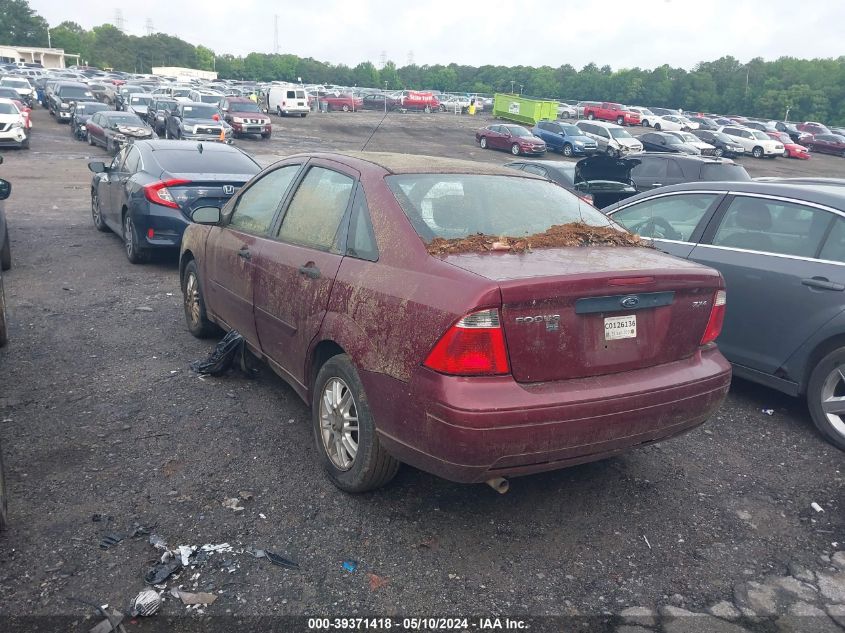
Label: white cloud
xmin=30 ymin=0 xmax=845 ymax=69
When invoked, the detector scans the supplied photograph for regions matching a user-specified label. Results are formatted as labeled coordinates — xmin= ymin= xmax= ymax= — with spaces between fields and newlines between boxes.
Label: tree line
xmin=2 ymin=0 xmax=844 ymax=124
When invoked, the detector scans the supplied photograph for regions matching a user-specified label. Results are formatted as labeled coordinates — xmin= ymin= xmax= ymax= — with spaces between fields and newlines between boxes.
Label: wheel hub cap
xmin=820 ymin=365 xmax=845 ymax=439
xmin=319 ymin=377 xmax=359 ymax=471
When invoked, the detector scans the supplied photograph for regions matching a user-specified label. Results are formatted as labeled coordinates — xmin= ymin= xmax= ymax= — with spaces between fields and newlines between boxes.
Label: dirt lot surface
xmin=0 ymin=108 xmax=842 ymax=631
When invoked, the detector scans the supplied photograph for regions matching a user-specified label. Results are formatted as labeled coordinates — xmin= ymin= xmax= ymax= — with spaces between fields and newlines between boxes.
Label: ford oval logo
xmin=620 ymin=295 xmax=640 ymax=308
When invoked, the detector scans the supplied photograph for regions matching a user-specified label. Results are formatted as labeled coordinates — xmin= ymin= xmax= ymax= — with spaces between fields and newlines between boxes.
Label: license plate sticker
xmin=604 ymin=315 xmax=636 ymax=340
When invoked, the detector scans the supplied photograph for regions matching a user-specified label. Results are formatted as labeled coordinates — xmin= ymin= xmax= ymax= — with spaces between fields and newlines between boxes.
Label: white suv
xmin=718 ymin=126 xmax=783 ymax=158
xmin=576 ymin=120 xmax=643 ymax=156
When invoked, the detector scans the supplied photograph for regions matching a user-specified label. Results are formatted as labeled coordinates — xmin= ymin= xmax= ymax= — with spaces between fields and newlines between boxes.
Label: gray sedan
xmin=604 ymin=180 xmax=845 ymax=451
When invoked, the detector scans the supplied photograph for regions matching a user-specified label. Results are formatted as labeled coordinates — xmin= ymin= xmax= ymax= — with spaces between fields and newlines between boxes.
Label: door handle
xmin=652 ymin=182 xmax=663 ymax=187
xmin=802 ymin=277 xmax=844 ymax=291
xmin=298 ymin=264 xmax=321 ymax=279
xmin=238 ymin=248 xmax=251 ymax=260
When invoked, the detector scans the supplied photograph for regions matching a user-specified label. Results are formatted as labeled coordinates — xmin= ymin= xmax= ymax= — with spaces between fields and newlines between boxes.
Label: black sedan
xmin=692 ymin=130 xmax=746 ymax=158
xmin=87 ymin=140 xmax=261 ymax=263
xmin=69 ymin=101 xmax=111 ymax=140
xmin=638 ymin=131 xmax=701 ymax=155
xmin=146 ymin=98 xmax=177 ymax=135
xmin=85 ymin=111 xmax=156 ymax=154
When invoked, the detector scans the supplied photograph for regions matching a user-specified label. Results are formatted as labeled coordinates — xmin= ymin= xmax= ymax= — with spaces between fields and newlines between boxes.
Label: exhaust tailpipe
xmin=486 ymin=477 xmax=509 ymax=494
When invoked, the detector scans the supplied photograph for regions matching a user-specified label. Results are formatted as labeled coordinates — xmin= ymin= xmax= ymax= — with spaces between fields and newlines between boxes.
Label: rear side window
xmin=286 ymin=90 xmax=296 ymax=98
xmin=819 ymin=217 xmax=845 ymax=263
xmin=633 ymin=159 xmax=667 ymax=179
xmin=612 ymin=193 xmax=719 ymax=242
xmin=712 ymin=197 xmax=833 ymax=257
xmin=346 ymin=187 xmax=378 ymax=262
xmin=699 ymin=163 xmax=751 ymax=181
xmin=386 ymin=174 xmax=611 ymax=242
xmin=229 ymin=165 xmax=300 ymax=234
xmin=277 ymin=167 xmax=354 ymax=250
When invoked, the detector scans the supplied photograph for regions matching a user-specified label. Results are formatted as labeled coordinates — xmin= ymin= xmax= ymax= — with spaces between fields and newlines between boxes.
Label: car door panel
xmin=252 ymin=164 xmax=356 ymax=384
xmin=690 ymin=196 xmax=844 ymax=373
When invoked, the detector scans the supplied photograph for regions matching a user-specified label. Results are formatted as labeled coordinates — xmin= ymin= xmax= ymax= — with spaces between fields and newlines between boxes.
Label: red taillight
xmin=700 ymin=290 xmax=726 ymax=345
xmin=143 ymin=179 xmax=190 ymax=209
xmin=424 ymin=309 xmax=510 ymax=376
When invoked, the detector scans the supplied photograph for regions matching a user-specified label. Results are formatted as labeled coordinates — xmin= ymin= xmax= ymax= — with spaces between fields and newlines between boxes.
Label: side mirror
xmin=0 ymin=179 xmax=10 ymax=200
xmin=88 ymin=161 xmax=106 ymax=173
xmin=191 ymin=206 xmax=221 ymax=225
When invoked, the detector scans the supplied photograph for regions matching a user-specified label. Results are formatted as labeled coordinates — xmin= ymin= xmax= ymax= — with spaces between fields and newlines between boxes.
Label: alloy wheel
xmin=184 ymin=272 xmax=201 ymax=329
xmin=319 ymin=377 xmax=359 ymax=471
xmin=819 ymin=365 xmax=845 ymax=441
xmin=124 ymin=216 xmax=135 ymax=259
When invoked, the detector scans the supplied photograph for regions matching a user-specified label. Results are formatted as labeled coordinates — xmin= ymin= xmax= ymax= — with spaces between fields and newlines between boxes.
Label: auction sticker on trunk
xmin=604 ymin=315 xmax=636 ymax=340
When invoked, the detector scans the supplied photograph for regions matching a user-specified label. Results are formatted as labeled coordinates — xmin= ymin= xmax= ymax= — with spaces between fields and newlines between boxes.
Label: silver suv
xmin=576 ymin=120 xmax=643 ymax=156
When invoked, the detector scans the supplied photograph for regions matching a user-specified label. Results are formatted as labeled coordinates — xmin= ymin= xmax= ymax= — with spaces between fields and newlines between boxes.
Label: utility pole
xmin=145 ymin=19 xmax=154 ymax=36
xmin=745 ymin=67 xmax=749 ymax=98
xmin=510 ymin=80 xmax=515 ymax=94
xmin=273 ymin=15 xmax=279 ymax=54
xmin=379 ymin=50 xmax=387 ymax=69
xmin=407 ymin=50 xmax=414 ymax=66
xmin=46 ymin=26 xmax=51 ymax=48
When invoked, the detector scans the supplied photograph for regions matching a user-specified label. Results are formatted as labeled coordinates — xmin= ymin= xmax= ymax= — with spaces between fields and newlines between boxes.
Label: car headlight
xmin=60 ymin=102 xmax=69 ymax=109
xmin=573 ymin=141 xmax=584 ymax=147
xmin=11 ymin=121 xmax=23 ymax=129
xmin=183 ymin=125 xmax=195 ymax=133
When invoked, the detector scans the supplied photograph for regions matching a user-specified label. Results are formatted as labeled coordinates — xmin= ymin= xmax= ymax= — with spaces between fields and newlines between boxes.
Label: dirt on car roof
xmin=426 ymin=222 xmax=647 ymax=256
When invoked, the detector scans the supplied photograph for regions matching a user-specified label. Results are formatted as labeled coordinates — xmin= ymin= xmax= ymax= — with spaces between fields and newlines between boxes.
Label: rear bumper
xmin=130 ymin=204 xmax=190 ymax=250
xmin=364 ymin=346 xmax=731 ymax=483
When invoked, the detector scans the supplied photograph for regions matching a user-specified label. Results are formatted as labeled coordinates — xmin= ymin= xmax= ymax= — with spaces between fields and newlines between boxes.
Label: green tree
xmin=0 ymin=0 xmax=49 ymax=46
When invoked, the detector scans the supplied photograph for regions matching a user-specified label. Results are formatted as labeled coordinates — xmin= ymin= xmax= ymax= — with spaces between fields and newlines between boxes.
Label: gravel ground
xmin=0 ymin=107 xmax=842 ymax=632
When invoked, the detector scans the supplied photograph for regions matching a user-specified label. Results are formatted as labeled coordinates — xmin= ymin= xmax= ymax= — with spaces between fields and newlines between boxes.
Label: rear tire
xmin=181 ymin=259 xmax=216 ymax=338
xmin=654 ymin=123 xmax=662 ymax=131
xmin=1 ymin=231 xmax=10 ymax=271
xmin=642 ymin=119 xmax=650 ymax=127
xmin=807 ymin=347 xmax=845 ymax=451
xmin=0 ymin=273 xmax=8 ymax=348
xmin=342 ymin=104 xmax=350 ymax=112
xmin=312 ymin=354 xmax=400 ymax=492
xmin=87 ymin=131 xmax=94 ymax=145
xmin=123 ymin=214 xmax=147 ymax=264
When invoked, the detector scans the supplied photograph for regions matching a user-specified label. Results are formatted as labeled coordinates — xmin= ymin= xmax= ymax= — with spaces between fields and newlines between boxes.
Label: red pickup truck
xmin=583 ymin=102 xmax=641 ymax=126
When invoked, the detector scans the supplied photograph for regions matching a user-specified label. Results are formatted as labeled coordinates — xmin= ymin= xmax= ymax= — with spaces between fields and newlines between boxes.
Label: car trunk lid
xmin=442 ymin=247 xmax=721 ymax=383
xmin=162 ymin=172 xmax=252 ymax=218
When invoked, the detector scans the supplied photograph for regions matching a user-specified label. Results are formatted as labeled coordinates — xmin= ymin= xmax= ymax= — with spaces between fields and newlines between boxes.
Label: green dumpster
xmin=493 ymin=94 xmax=559 ymax=125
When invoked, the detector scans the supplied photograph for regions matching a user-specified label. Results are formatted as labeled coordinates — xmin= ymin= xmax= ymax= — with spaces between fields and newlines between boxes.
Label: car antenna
xmin=197 ymin=143 xmax=203 ymax=154
xmin=360 ymin=108 xmax=391 ymax=152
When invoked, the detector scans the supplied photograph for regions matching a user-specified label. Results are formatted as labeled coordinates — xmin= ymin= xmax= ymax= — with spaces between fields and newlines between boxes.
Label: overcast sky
xmin=30 ymin=0 xmax=845 ymax=70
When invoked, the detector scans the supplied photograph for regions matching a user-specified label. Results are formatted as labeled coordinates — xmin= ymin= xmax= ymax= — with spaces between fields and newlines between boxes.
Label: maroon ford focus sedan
xmin=180 ymin=152 xmax=731 ymax=493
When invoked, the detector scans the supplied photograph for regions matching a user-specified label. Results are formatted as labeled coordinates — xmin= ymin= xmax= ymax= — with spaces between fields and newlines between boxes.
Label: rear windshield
xmin=700 ymin=163 xmax=751 ymax=181
xmin=386 ymin=174 xmax=615 ymax=242
xmin=1 ymin=79 xmax=30 ymax=88
xmin=154 ymin=149 xmax=259 ymax=174
xmin=130 ymin=96 xmax=152 ymax=105
xmin=106 ymin=114 xmax=144 ymax=126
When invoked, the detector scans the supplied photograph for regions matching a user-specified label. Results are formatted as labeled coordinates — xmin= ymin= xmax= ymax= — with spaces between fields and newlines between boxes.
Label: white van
xmin=267 ymin=85 xmax=309 ymax=117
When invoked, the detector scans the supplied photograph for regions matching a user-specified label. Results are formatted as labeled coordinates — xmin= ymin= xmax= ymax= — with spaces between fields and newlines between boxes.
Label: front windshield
xmin=1 ymin=78 xmax=29 ymax=88
xmin=609 ymin=128 xmax=633 ymax=139
xmin=107 ymin=114 xmax=144 ymax=127
xmin=507 ymin=127 xmax=531 ymax=137
xmin=751 ymin=130 xmax=770 ymax=140
xmin=58 ymin=86 xmax=93 ymax=99
xmin=156 ymin=100 xmax=176 ymax=110
xmin=231 ymin=102 xmax=261 ymax=113
xmin=172 ymin=89 xmax=191 ymax=97
xmin=181 ymin=104 xmax=219 ymax=119
xmin=130 ymin=96 xmax=152 ymax=105
xmin=679 ymin=133 xmax=697 ymax=142
xmin=665 ymin=136 xmax=682 ymax=144
xmin=561 ymin=124 xmax=582 ymax=136
xmin=0 ymin=89 xmax=19 ymax=99
xmin=200 ymin=94 xmax=222 ymax=104
xmin=387 ymin=174 xmax=615 ymax=242
xmin=0 ymin=102 xmax=20 ymax=115
xmin=713 ymin=132 xmax=734 ymax=143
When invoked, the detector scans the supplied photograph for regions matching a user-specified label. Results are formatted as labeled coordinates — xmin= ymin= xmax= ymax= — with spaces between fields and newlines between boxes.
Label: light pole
xmin=510 ymin=80 xmax=515 ymax=94
xmin=519 ymin=84 xmax=524 ymax=95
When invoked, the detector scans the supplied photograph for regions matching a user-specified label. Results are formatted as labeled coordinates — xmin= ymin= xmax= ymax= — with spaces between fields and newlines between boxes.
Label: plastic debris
xmin=266 ymin=550 xmax=300 ymax=569
xmin=178 ymin=545 xmax=195 ymax=566
xmin=201 ymin=543 xmax=233 ymax=553
xmin=91 ymin=513 xmax=112 ymax=523
xmin=222 ymin=498 xmax=245 ymax=513
xmin=239 ymin=491 xmax=254 ymax=500
xmin=259 ymin=513 xmax=267 ymax=519
xmin=130 ymin=589 xmax=161 ymax=617
xmin=149 ymin=534 xmax=168 ymax=551
xmin=246 ymin=547 xmax=266 ymax=559
xmin=762 ymin=409 xmax=774 ymax=416
xmin=144 ymin=558 xmax=182 ymax=585
xmin=342 ymin=560 xmax=358 ymax=573
xmin=811 ymin=502 xmax=825 ymax=513
xmin=170 ymin=588 xmax=218 ymax=606
xmin=192 ymin=549 xmax=211 ymax=566
xmin=191 ymin=330 xmax=256 ymax=376
xmin=99 ymin=534 xmax=124 ymax=549
xmin=368 ymin=573 xmax=388 ymax=591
